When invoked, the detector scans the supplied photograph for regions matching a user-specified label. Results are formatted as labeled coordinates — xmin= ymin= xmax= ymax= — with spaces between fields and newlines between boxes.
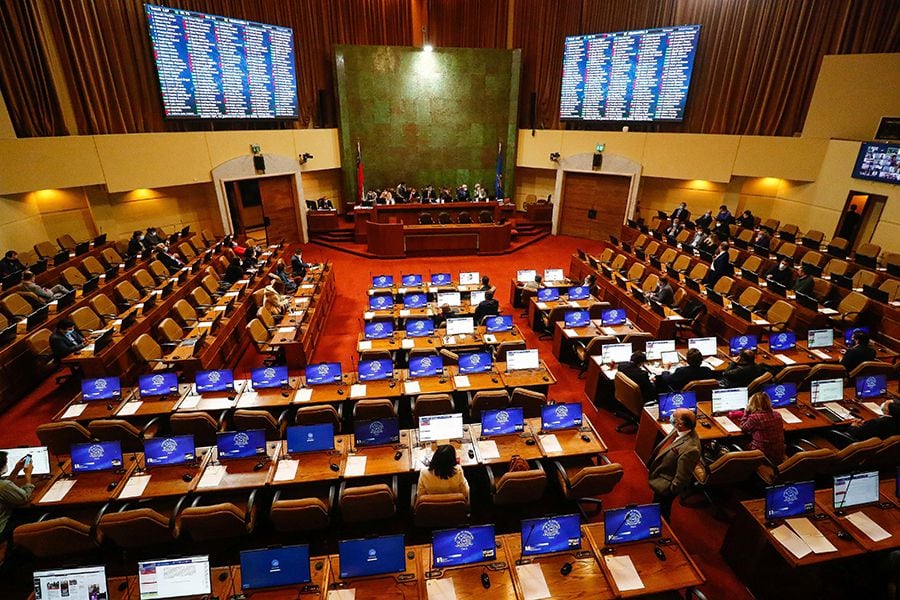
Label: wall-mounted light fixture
xmin=299 ymin=153 xmax=314 ymax=165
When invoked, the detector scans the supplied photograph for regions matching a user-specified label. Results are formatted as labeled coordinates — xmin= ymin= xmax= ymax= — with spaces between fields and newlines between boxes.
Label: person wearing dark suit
xmin=843 ymin=400 xmax=900 ymax=442
xmin=434 ymin=304 xmax=460 ymax=328
xmin=656 ymin=348 xmax=716 ymax=392
xmin=716 ymin=205 xmax=733 ymax=224
xmin=793 ymin=264 xmax=815 ymax=297
xmin=617 ymin=352 xmax=656 ymax=404
xmin=665 ymin=219 xmax=684 ymax=238
xmin=144 ymin=227 xmax=163 ymax=248
xmin=456 ymin=185 xmax=470 ymax=201
xmin=396 ymin=182 xmax=409 ymax=201
xmin=649 ymin=275 xmax=675 ymax=307
xmin=223 ymin=257 xmax=244 ymax=286
xmin=155 ymin=244 xmax=185 ymax=274
xmin=648 ymin=408 xmax=701 ymax=521
xmin=316 ymin=197 xmax=335 ymax=210
xmin=736 ymin=210 xmax=755 ymax=229
xmin=439 ymin=188 xmax=452 ymax=203
xmin=705 ymin=243 xmax=734 ymax=286
xmin=720 ymin=349 xmax=767 ymax=387
xmin=670 ymin=203 xmax=690 ymax=223
xmin=473 ymin=290 xmax=500 ymax=326
xmin=841 ymin=330 xmax=877 ymax=373
xmin=291 ymin=248 xmax=310 ymax=279
xmin=421 ymin=185 xmax=437 ymax=202
xmin=753 ymin=230 xmax=771 ymax=250
xmin=695 ymin=210 xmax=713 ymax=230
xmin=0 ymin=251 xmax=26 ymax=278
xmin=766 ymin=259 xmax=795 ymax=288
xmin=127 ymin=231 xmax=144 ymax=257
xmin=49 ymin=319 xmax=85 ymax=360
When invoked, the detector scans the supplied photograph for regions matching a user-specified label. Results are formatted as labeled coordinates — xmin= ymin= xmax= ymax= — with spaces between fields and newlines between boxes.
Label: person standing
xmin=838 ymin=205 xmax=862 ymax=245
xmin=648 ymin=408 xmax=701 ymax=521
xmin=670 ymin=202 xmax=690 ymax=223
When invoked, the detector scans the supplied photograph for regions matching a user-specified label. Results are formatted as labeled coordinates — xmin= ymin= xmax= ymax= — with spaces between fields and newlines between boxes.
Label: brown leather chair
xmin=469 ymin=390 xmax=508 ymax=421
xmin=178 ymin=492 xmax=258 ymax=542
xmin=0 ymin=292 xmax=37 ymax=319
xmin=852 ymin=269 xmax=877 ymax=289
xmin=169 ymin=411 xmax=226 ymax=447
xmin=573 ymin=336 xmax=616 ymax=377
xmin=779 ymin=224 xmax=799 ymax=240
xmin=622 ymin=331 xmax=653 ymax=352
xmin=823 ymin=259 xmax=848 ymax=278
xmin=854 ymin=242 xmax=881 ymax=266
xmin=295 ymin=405 xmax=343 ymax=432
xmin=14 ymin=516 xmax=99 ymax=557
xmin=88 ymin=294 xmax=120 ymax=323
xmin=418 ymin=212 xmax=434 ymax=225
xmin=741 ymin=255 xmax=763 ymax=274
xmin=353 ymin=399 xmax=397 ymax=421
xmin=81 ymin=256 xmax=104 ymax=277
xmin=625 ymin=262 xmax=645 ymax=282
xmin=672 ymin=254 xmax=692 ymax=274
xmin=640 ymin=273 xmax=659 ymax=293
xmin=765 ymin=301 xmax=795 ymax=333
xmin=34 ymin=240 xmax=57 ymax=259
xmin=114 ymin=280 xmax=143 ymax=306
xmin=757 ymin=448 xmax=835 ymax=485
xmin=88 ymin=419 xmax=160 ymax=453
xmin=587 ymin=302 xmax=611 ymax=320
xmin=772 ymin=365 xmax=811 ymax=385
xmin=339 ymin=477 xmax=398 ymax=523
xmin=509 ymin=388 xmax=547 ymax=419
xmin=866 ymin=435 xmax=900 ymax=471
xmin=682 ymin=379 xmax=720 ymax=404
xmin=178 ymin=242 xmax=197 ymax=261
xmin=57 ymin=234 xmax=78 ymax=251
xmin=61 ymin=266 xmax=88 ymax=289
xmin=539 ymin=305 xmax=568 ymax=339
xmin=687 ymin=263 xmax=708 ymax=282
xmin=100 ymin=247 xmax=122 ymax=268
xmin=486 ymin=461 xmax=547 ymax=506
xmin=411 ymin=394 xmax=455 ymax=419
xmin=246 ymin=319 xmax=280 ymax=365
xmin=36 ymin=421 xmax=92 ymax=456
xmin=658 ymin=248 xmax=677 ymax=266
xmin=690 ymin=450 xmax=766 ymax=516
xmin=735 ymin=287 xmax=762 ymax=311
xmin=132 ymin=269 xmax=157 ymax=293
xmin=494 ymin=340 xmax=526 ymax=363
xmin=801 ymin=364 xmax=847 ymax=390
xmin=712 ymin=276 xmax=734 ymax=297
xmin=202 ymin=229 xmax=218 ymax=247
xmin=411 ymin=490 xmax=469 ymax=528
xmin=131 ymin=334 xmax=167 ymax=367
xmin=614 ymin=372 xmax=644 ymax=431
xmin=148 ymin=260 xmax=169 ymax=282
xmin=172 ymin=299 xmax=199 ymax=325
xmin=188 ymin=286 xmax=215 ymax=310
xmin=801 ymin=230 xmax=824 ymax=248
xmin=156 ymin=318 xmax=185 ymax=348
xmin=848 ymin=361 xmax=895 ymax=380
xmin=553 ymin=456 xmax=623 ymax=517
xmin=747 ymin=371 xmax=773 ymax=394
xmin=70 ymin=306 xmax=103 ymax=332
xmin=232 ymin=409 xmax=287 ymax=441
xmin=830 ymin=437 xmax=882 ymax=474
xmin=269 ymin=486 xmax=334 ymax=532
xmin=97 ymin=502 xmax=184 ymax=548
xmin=829 ymin=292 xmax=869 ymax=327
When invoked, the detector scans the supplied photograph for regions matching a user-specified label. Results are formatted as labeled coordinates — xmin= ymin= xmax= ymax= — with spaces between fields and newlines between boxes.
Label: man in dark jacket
xmin=720 ymin=350 xmax=766 ymax=387
xmin=155 ymin=244 xmax=184 ymax=274
xmin=656 ymin=348 xmax=716 ymax=392
xmin=705 ymin=243 xmax=734 ymax=286
xmin=649 ymin=275 xmax=675 ymax=307
xmin=695 ymin=210 xmax=713 ymax=230
xmin=0 ymin=251 xmax=26 ymax=278
xmin=766 ymin=258 xmax=795 ymax=288
xmin=793 ymin=264 xmax=815 ymax=297
xmin=127 ymin=231 xmax=144 ymax=257
xmin=670 ymin=202 xmax=690 ymax=223
xmin=49 ymin=319 xmax=85 ymax=359
xmin=841 ymin=330 xmax=877 ymax=373
xmin=473 ymin=290 xmax=500 ymax=325
xmin=618 ymin=351 xmax=656 ymax=404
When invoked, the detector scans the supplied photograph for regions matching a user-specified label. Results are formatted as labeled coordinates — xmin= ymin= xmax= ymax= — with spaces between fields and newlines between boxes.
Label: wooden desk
xmin=226 ymin=560 xmax=330 ymax=598
xmin=552 ymin=322 xmax=595 ymax=364
xmin=307 ymin=210 xmax=339 ymax=231
xmin=34 ymin=462 xmax=138 ymax=507
xmin=882 ymin=478 xmax=899 ymax=506
xmin=176 ymin=382 xmax=245 ymax=413
xmin=403 ymin=222 xmax=512 ymax=255
xmin=53 ymin=395 xmax=130 ymax=423
xmin=815 ymin=488 xmax=900 ymax=552
xmin=269 ymin=439 xmax=346 ymax=486
xmin=527 ymin=296 xmax=593 ymax=332
xmin=467 ymin=423 xmax=541 ymax=465
xmin=343 ymin=430 xmax=413 ymax=480
xmin=409 ymin=431 xmax=479 ymax=472
xmin=118 ymin=450 xmax=211 ymax=500
xmin=402 ymin=371 xmax=456 ymax=396
xmin=496 ymin=360 xmax=557 ymax=394
xmin=447 ymin=366 xmax=505 ymax=393
xmin=194 ymin=441 xmax=281 ymax=493
xmin=528 ymin=417 xmax=607 ymax=458
xmin=418 ymin=542 xmax=517 ymax=600
xmin=325 ymin=543 xmax=423 ymax=596
xmin=361 ymin=201 xmax=504 ymax=226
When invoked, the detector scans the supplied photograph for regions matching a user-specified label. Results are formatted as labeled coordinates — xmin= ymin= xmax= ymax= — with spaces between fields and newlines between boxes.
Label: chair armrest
xmin=390 ymin=475 xmax=399 ymax=502
xmin=338 ymin=480 xmax=347 ymax=498
xmin=409 ymin=482 xmax=418 ymax=510
xmin=484 ymin=465 xmax=496 ymax=492
xmin=93 ymin=502 xmax=113 ymax=532
xmin=190 ymin=496 xmax=203 ymax=508
xmin=171 ymin=495 xmax=189 ymax=529
xmin=215 ymin=410 xmax=229 ymax=430
xmin=276 ymin=409 xmax=289 ymax=428
xmin=686 ymin=588 xmax=709 ymax=600
xmin=552 ymin=461 xmax=570 ymax=491
xmin=795 ymin=438 xmax=819 ymax=451
xmin=597 ymin=454 xmax=612 ymax=465
xmin=245 ymin=489 xmax=258 ymax=524
xmin=272 ymin=490 xmax=282 ymax=504
xmin=532 ymin=460 xmax=546 ymax=474
xmin=140 ymin=417 xmax=162 ymax=438
xmin=327 ymin=484 xmax=336 ymax=509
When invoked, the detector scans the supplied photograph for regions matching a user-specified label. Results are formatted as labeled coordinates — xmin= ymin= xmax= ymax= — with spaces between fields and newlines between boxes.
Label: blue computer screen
xmin=658 ymin=392 xmax=697 ymax=419
xmin=409 ymin=354 xmax=442 ymax=378
xmin=216 ymin=430 xmax=266 ymax=460
xmin=432 ymin=525 xmax=496 ymax=567
xmin=240 ymin=545 xmax=311 ymax=589
xmin=401 ymin=274 xmax=423 ymax=286
xmin=604 ymin=504 xmax=662 ymax=545
xmin=485 ymin=315 xmax=513 ymax=333
xmin=729 ymin=334 xmax=758 ymax=355
xmin=364 ymin=321 xmax=394 ymax=340
xmin=305 ymin=363 xmax=342 ymax=386
xmin=601 ymin=308 xmax=626 ymax=326
xmin=406 ymin=318 xmax=434 ymax=337
xmin=195 ymin=369 xmax=234 ymax=393
xmin=354 ymin=418 xmax=400 ymax=447
xmin=567 ymin=286 xmax=590 ymax=300
xmin=541 ymin=403 xmax=583 ymax=431
xmin=765 ymin=383 xmax=797 ymax=408
xmin=81 ymin=377 xmax=122 ymax=401
xmin=856 ymin=374 xmax=887 ymax=399
xmin=371 ymin=275 xmax=393 ymax=288
xmin=338 ymin=535 xmax=406 ymax=579
xmin=768 ymin=332 xmax=796 ymax=352
xmin=403 ymin=293 xmax=427 ymax=308
xmin=431 ymin=273 xmax=451 ymax=285
xmin=564 ymin=310 xmax=590 ymax=327
xmin=765 ymin=481 xmax=815 ymax=520
xmin=844 ymin=326 xmax=870 ymax=346
xmin=251 ymin=366 xmax=289 ymax=389
xmin=144 ymin=435 xmax=195 ymax=467
xmin=369 ymin=295 xmax=393 ymax=310
xmin=458 ymin=352 xmax=492 ymax=374
xmin=71 ymin=441 xmax=123 ymax=473
xmin=358 ymin=358 xmax=393 ymax=382
xmin=521 ymin=514 xmax=582 ymax=556
xmin=139 ymin=372 xmax=179 ymax=397
xmin=286 ymin=424 xmax=334 ymax=454
xmin=481 ymin=407 xmax=525 ymax=436
xmin=537 ymin=288 xmax=559 ymax=301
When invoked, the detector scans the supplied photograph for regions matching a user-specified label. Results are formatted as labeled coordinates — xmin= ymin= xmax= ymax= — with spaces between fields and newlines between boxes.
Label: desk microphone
xmin=517 ymin=522 xmax=539 ymax=565
xmin=131 ymin=452 xmax=146 ymax=473
xmin=223 ymin=568 xmax=245 ymax=600
xmin=54 ymin=455 xmax=71 ymax=479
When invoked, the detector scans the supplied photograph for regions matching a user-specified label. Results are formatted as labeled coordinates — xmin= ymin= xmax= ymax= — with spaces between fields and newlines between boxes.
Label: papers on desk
xmin=277 ymin=326 xmax=295 ymax=334
xmin=568 ymin=301 xmax=581 ymax=308
xmin=288 ymin=310 xmax=304 ymax=317
xmin=344 ymin=455 xmax=367 ymax=477
xmin=444 ymin=335 xmax=457 ymax=345
xmin=358 ymin=340 xmax=372 ymax=351
xmin=600 ymin=327 xmax=618 ymax=336
xmin=824 ymin=402 xmax=853 ymax=420
xmin=82 ymin=344 xmax=95 ymax=353
xmin=399 ymin=309 xmax=411 ymax=317
xmin=426 ymin=578 xmax=457 ymax=600
xmin=477 ymin=440 xmax=500 ymax=460
xmin=862 ymin=402 xmax=884 ymax=416
xmin=600 ymin=365 xmax=618 ymax=377
xmin=563 ymin=328 xmax=578 ymax=337
xmin=775 ymin=354 xmax=796 ymax=365
xmin=295 ymin=388 xmax=313 ymax=403
xmin=405 ymin=381 xmax=421 ymax=395
xmin=61 ymin=403 xmax=87 ymax=419
xmin=846 ymin=512 xmax=891 ymax=542
xmin=604 ymin=555 xmax=644 ymax=592
xmin=536 ymin=302 xmax=548 ymax=310
xmin=301 ymin=284 xmax=315 ymax=290
xmin=273 ymin=459 xmax=299 ymax=482
xmin=539 ymin=434 xmax=563 ymax=454
xmin=753 ymin=318 xmax=770 ymax=325
xmin=811 ymin=349 xmax=832 ymax=360
xmin=705 ymin=356 xmax=724 ymax=368
xmin=483 ymin=333 xmax=497 ymax=344
xmin=714 ymin=415 xmax=741 ymax=433
xmin=401 ymin=339 xmax=415 ymax=350
xmin=39 ymin=479 xmax=77 ymax=503
xmin=771 ymin=524 xmax=812 ymax=559
xmin=117 ymin=401 xmax=143 ymax=417
xmin=364 ymin=311 xmax=374 ymax=320
xmin=453 ymin=375 xmax=471 ymax=388
xmin=198 ymin=321 xmax=213 ymax=329
xmin=818 ymin=308 xmax=839 ymax=315
xmin=776 ymin=408 xmax=802 ymax=424
xmin=787 ymin=517 xmax=837 ymax=553
xmin=661 ymin=422 xmax=675 ymax=435
xmin=516 ymin=563 xmax=552 ymax=600
xmin=213 ymin=305 xmax=227 ymax=312
xmin=119 ymin=474 xmax=151 ymax=499
xmin=179 ymin=396 xmax=201 ymax=409
xmin=327 ymin=589 xmax=355 ymax=600
xmin=197 ymin=465 xmax=227 ymax=488
xmin=350 ymin=384 xmax=367 ymax=398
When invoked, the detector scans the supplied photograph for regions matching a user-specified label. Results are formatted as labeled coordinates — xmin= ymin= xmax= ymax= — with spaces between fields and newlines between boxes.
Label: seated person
xmin=0 ymin=250 xmax=26 ymax=278
xmin=49 ymin=318 xmax=85 ymax=359
xmin=270 ymin=259 xmax=298 ymax=293
xmin=316 ymin=197 xmax=335 ymax=210
xmin=656 ymin=348 xmax=716 ymax=392
xmin=793 ymin=263 xmax=815 ymax=296
xmin=0 ymin=451 xmax=35 ymax=538
xmin=665 ymin=219 xmax=683 ymax=238
xmin=736 ymin=209 xmax=755 ymax=229
xmin=143 ymin=227 xmax=163 ymax=248
xmin=421 ymin=185 xmax=437 ymax=202
xmin=753 ymin=229 xmax=771 ymax=250
xmin=222 ymin=257 xmax=244 ymax=286
xmin=291 ymin=247 xmax=311 ymax=278
xmin=155 ymin=244 xmax=185 ymax=273
xmin=617 ymin=351 xmax=656 ymax=404
xmin=765 ymin=258 xmax=795 ymax=287
xmin=841 ymin=330 xmax=876 ymax=373
xmin=582 ymin=273 xmax=596 ymax=288
xmin=719 ymin=349 xmax=767 ymax=388
xmin=438 ymin=187 xmax=453 ymax=203
xmin=263 ymin=279 xmax=291 ymax=315
xmin=738 ymin=392 xmax=785 ymax=465
xmin=416 ymin=444 xmax=469 ymax=502
xmin=671 ymin=202 xmax=690 ymax=222
xmin=434 ymin=304 xmax=459 ymax=329
xmin=843 ymin=400 xmax=900 ymax=442
xmin=687 ymin=229 xmax=708 ymax=249
xmin=695 ymin=210 xmax=713 ymax=230
xmin=472 ymin=183 xmax=488 ymax=201
xmin=649 ymin=275 xmax=674 ymax=307
xmin=456 ymin=184 xmax=470 ymax=201
xmin=473 ymin=290 xmax=500 ymax=325
xmin=127 ymin=231 xmax=145 ymax=257
xmin=20 ymin=271 xmax=69 ymax=303
xmin=716 ymin=205 xmax=733 ymax=224
xmin=479 ymin=275 xmax=493 ymax=291
xmin=519 ymin=274 xmax=542 ymax=291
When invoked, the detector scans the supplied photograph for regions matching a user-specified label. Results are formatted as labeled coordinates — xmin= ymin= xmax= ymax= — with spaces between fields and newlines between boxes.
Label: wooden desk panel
xmin=326 ymin=544 xmax=423 ymax=596
xmin=814 ymin=489 xmax=900 ymax=552
xmin=528 ymin=417 xmax=607 ymax=458
xmin=119 ymin=450 xmax=211 ymax=500
xmin=34 ymin=463 xmax=137 ymax=507
xmin=496 ymin=360 xmax=557 ymax=393
xmin=269 ymin=440 xmax=346 ymax=486
xmin=418 ymin=543 xmax=517 ymax=600
xmin=195 ymin=441 xmax=281 ymax=492
xmin=226 ymin=560 xmax=329 ymax=598
xmin=343 ymin=431 xmax=413 ymax=479
xmin=468 ymin=424 xmax=541 ymax=465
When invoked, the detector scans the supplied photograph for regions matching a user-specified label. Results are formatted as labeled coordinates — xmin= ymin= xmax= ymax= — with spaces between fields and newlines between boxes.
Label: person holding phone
xmin=0 ymin=451 xmax=34 ymax=537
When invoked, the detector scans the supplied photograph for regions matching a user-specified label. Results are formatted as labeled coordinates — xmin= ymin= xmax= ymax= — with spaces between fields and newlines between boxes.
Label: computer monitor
xmin=403 ymin=292 xmax=427 ymax=308
xmin=544 ymin=268 xmax=564 ymax=282
xmin=485 ymin=315 xmax=513 ymax=333
xmin=369 ymin=295 xmax=393 ymax=310
xmin=843 ymin=326 xmax=869 ymax=346
xmin=144 ymin=435 xmax=195 ymax=467
xmin=431 ymin=273 xmax=451 ymax=285
xmin=541 ymin=403 xmax=583 ymax=431
xmin=33 ymin=565 xmax=108 ymax=600
xmin=338 ymin=535 xmax=406 ymax=579
xmin=506 ymin=349 xmax=539 ymax=371
xmin=371 ymin=275 xmax=393 ymax=288
xmin=711 ymin=387 xmax=749 ymax=413
xmin=687 ymin=337 xmax=717 ymax=357
xmin=764 ymin=383 xmax=798 ymax=408
xmin=195 ymin=369 xmax=234 ymax=393
xmin=537 ymin=287 xmax=559 ymax=302
xmin=645 ymin=340 xmax=676 ymax=361
xmin=406 ymin=318 xmax=434 ymax=337
xmin=729 ymin=334 xmax=758 ymax=355
xmin=358 ymin=358 xmax=393 ymax=382
xmin=0 ymin=445 xmax=51 ymax=476
xmin=432 ymin=525 xmax=496 ymax=567
xmin=768 ymin=332 xmax=797 ymax=352
xmin=446 ymin=317 xmax=474 ymax=336
xmin=856 ymin=374 xmax=887 ymax=399
xmin=458 ymin=351 xmax=492 ymax=374
xmin=521 ymin=514 xmax=582 ymax=556
xmin=601 ymin=343 xmax=632 ymax=364
xmin=517 ymin=269 xmax=536 ymax=283
xmin=833 ymin=471 xmax=880 ymax=512
xmin=138 ymin=372 xmax=179 ymax=398
xmin=80 ymin=376 xmax=122 ymax=401
xmin=600 ymin=308 xmax=626 ymax=326
xmin=604 ymin=504 xmax=662 ymax=545
xmin=436 ymin=291 xmax=461 ymax=307
xmin=240 ymin=545 xmax=311 ymax=590
xmin=469 ymin=290 xmax=486 ymax=305
xmin=810 ymin=379 xmax=845 ymax=404
xmin=409 ymin=354 xmax=443 ymax=378
xmin=480 ymin=407 xmax=524 ymax=436
xmin=418 ymin=413 xmax=464 ymax=442
xmin=216 ymin=430 xmax=266 ymax=460
xmin=138 ymin=555 xmax=211 ymax=599
xmin=71 ymin=441 xmax=123 ymax=473
xmin=658 ymin=392 xmax=697 ymax=420
xmin=564 ymin=309 xmax=590 ymax=327
xmin=401 ymin=273 xmax=423 ymax=286
xmin=286 ymin=424 xmax=334 ymax=454
xmin=305 ymin=362 xmax=342 ymax=386
xmin=354 ymin=418 xmax=400 ymax=447
xmin=251 ymin=366 xmax=289 ymax=390
xmin=364 ymin=320 xmax=394 ymax=340
xmin=459 ymin=272 xmax=480 ymax=285
xmin=807 ymin=329 xmax=834 ymax=349
xmin=764 ymin=481 xmax=815 ymax=520
xmin=567 ymin=285 xmax=590 ymax=300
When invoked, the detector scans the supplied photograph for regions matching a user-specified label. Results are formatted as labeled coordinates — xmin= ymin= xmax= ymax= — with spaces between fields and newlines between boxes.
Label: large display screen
xmin=560 ymin=25 xmax=701 ymax=122
xmin=145 ymin=4 xmax=298 ymax=120
xmin=852 ymin=142 xmax=900 ymax=184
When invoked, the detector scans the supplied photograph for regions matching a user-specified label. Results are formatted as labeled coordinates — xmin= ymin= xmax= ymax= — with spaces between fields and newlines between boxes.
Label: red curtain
xmin=427 ymin=0 xmax=509 ymax=49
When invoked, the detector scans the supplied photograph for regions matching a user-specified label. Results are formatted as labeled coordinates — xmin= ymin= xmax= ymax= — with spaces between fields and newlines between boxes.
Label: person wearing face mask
xmin=695 ymin=210 xmax=713 ymax=230
xmin=617 ymin=351 xmax=656 ymax=404
xmin=753 ymin=229 xmax=771 ymax=251
xmin=649 ymin=274 xmax=674 ymax=307
xmin=766 ymin=258 xmax=795 ymax=288
xmin=128 ymin=231 xmax=145 ymax=257
xmin=49 ymin=319 xmax=85 ymax=359
xmin=793 ymin=264 xmax=815 ymax=297
xmin=841 ymin=330 xmax=876 ymax=372
xmin=704 ymin=242 xmax=734 ymax=285
xmin=670 ymin=202 xmax=690 ymax=223
xmin=647 ymin=408 xmax=701 ymax=521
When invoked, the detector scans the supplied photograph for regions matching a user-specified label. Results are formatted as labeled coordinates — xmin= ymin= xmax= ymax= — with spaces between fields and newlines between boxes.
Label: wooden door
xmin=258 ymin=175 xmax=303 ymax=244
xmin=559 ymin=173 xmax=631 ymax=241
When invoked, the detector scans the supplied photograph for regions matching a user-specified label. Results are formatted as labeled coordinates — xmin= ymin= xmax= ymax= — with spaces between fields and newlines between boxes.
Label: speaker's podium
xmin=366 ymin=221 xmax=404 ymax=257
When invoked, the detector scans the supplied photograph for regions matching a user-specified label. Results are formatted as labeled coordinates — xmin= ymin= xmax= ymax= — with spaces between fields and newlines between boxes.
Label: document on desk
xmin=358 ymin=340 xmax=372 ymax=351
xmin=350 ymin=384 xmax=367 ymax=398
xmin=776 ymin=408 xmax=802 ymax=424
xmin=61 ymin=404 xmax=87 ymax=419
xmin=178 ymin=396 xmax=201 ymax=409
xmin=426 ymin=578 xmax=457 ymax=600
xmin=39 ymin=479 xmax=77 ymax=503
xmin=477 ymin=440 xmax=500 ymax=460
xmin=363 ymin=311 xmax=374 ymax=320
xmin=401 ymin=339 xmax=415 ymax=349
xmin=277 ymin=326 xmax=295 ymax=334
xmin=824 ymin=402 xmax=852 ymax=420
xmin=539 ymin=434 xmax=563 ymax=454
xmin=326 ymin=590 xmax=355 ymax=600
xmin=714 ymin=416 xmax=741 ymax=433
xmin=119 ymin=474 xmax=152 ymax=499
xmin=660 ymin=422 xmax=675 ymax=435
xmin=770 ymin=524 xmax=812 ymax=559
xmin=399 ymin=309 xmax=411 ymax=317
xmin=811 ymin=349 xmax=832 ymax=360
xmin=453 ymin=375 xmax=470 ymax=388
xmin=117 ymin=401 xmax=143 ymax=417
xmin=705 ymin=356 xmax=724 ymax=368
xmin=753 ymin=319 xmax=771 ymax=325
xmin=604 ymin=555 xmax=644 ymax=591
xmin=775 ymin=354 xmax=796 ymax=365
xmin=846 ymin=512 xmax=890 ymax=542
xmin=197 ymin=465 xmax=227 ymax=489
xmin=273 ymin=459 xmax=299 ymax=483
xmin=862 ymin=402 xmax=884 ymax=415
xmin=516 ymin=563 xmax=552 ymax=600
xmin=404 ymin=381 xmax=421 ymax=395
xmin=601 ymin=327 xmax=618 ymax=336
xmin=818 ymin=308 xmax=839 ymax=315
xmin=787 ymin=518 xmax=837 ymax=553
xmin=443 ymin=336 xmax=457 ymax=345
xmin=344 ymin=456 xmax=367 ymax=477
xmin=563 ymin=328 xmax=578 ymax=337
xmin=536 ymin=302 xmax=548 ymax=310
xmin=295 ymin=388 xmax=313 ymax=403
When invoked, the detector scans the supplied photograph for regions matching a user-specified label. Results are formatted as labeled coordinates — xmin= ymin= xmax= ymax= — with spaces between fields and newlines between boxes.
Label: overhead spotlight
xmin=299 ymin=152 xmax=314 ymax=165
xmin=549 ymin=152 xmax=560 ymax=162
xmin=423 ymin=44 xmax=433 ymax=53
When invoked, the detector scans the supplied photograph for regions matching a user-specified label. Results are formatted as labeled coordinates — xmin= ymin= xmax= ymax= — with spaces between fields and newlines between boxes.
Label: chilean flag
xmin=356 ymin=140 xmax=365 ymax=203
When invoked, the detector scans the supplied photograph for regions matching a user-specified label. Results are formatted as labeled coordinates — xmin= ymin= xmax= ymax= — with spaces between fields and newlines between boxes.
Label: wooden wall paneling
xmin=258 ymin=175 xmax=303 ymax=244
xmin=559 ymin=173 xmax=631 ymax=241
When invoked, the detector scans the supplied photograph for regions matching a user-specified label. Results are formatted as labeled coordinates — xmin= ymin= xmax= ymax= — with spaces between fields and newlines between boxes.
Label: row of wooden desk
xmin=366 ymin=221 xmax=514 ymax=257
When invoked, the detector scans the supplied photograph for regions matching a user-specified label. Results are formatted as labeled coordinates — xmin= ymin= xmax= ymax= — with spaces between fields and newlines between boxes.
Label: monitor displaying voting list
xmin=658 ymin=392 xmax=697 ymax=419
xmin=810 ymin=379 xmax=844 ymax=404
xmin=711 ymin=387 xmax=748 ymax=413
xmin=432 ymin=525 xmax=496 ymax=567
xmin=33 ymin=565 xmax=108 ymax=600
xmin=541 ymin=403 xmax=583 ymax=431
xmin=419 ymin=413 xmax=464 ymax=442
xmin=544 ymin=268 xmax=565 ymax=282
xmin=305 ymin=362 xmax=342 ymax=385
xmin=339 ymin=535 xmax=406 ymax=579
xmin=764 ymin=383 xmax=797 ymax=408
xmin=216 ymin=430 xmax=266 ymax=460
xmin=729 ymin=334 xmax=758 ymax=355
xmin=0 ymin=445 xmax=50 ymax=477
xmin=401 ymin=274 xmax=423 ymax=286
xmin=372 ymin=275 xmax=393 ymax=288
xmin=458 ymin=351 xmax=492 ymax=374
xmin=459 ymin=272 xmax=480 ymax=285
xmin=71 ymin=441 xmax=122 ymax=473
xmin=240 ymin=545 xmax=311 ymax=590
xmin=645 ymin=339 xmax=675 ymax=361
xmin=561 ymin=25 xmax=701 ymax=122
xmin=481 ymin=407 xmax=525 ymax=436
xmin=195 ymin=369 xmax=234 ymax=393
xmin=833 ymin=471 xmax=880 ymax=510
xmin=358 ymin=358 xmax=393 ymax=382
xmin=446 ymin=317 xmax=474 ymax=336
xmin=537 ymin=287 xmax=560 ymax=301
xmin=437 ymin=291 xmax=461 ymax=307
xmin=485 ymin=315 xmax=513 ymax=332
xmin=604 ymin=504 xmax=662 ymax=545
xmin=369 ymin=294 xmax=393 ymax=310
xmin=564 ymin=309 xmax=590 ymax=327
xmin=765 ymin=481 xmax=815 ymax=520
xmin=251 ymin=366 xmax=289 ymax=389
xmin=521 ymin=514 xmax=582 ymax=556
xmin=406 ymin=318 xmax=434 ymax=337
xmin=768 ymin=332 xmax=796 ymax=352
xmin=409 ymin=354 xmax=442 ymax=378
xmin=601 ymin=343 xmax=632 ymax=364
xmin=138 ymin=555 xmax=211 ymax=600
xmin=807 ymin=329 xmax=834 ymax=349
xmin=601 ymin=308 xmax=626 ymax=325
xmin=856 ymin=374 xmax=887 ymax=399
xmin=144 ymin=435 xmax=195 ymax=467
xmin=81 ymin=376 xmax=121 ymax=401
xmin=139 ymin=372 xmax=179 ymax=397
xmin=506 ymin=349 xmax=539 ymax=371
xmin=354 ymin=418 xmax=400 ymax=447
xmin=688 ymin=337 xmax=717 ymax=357
xmin=517 ymin=269 xmax=536 ymax=283
xmin=286 ymin=424 xmax=334 ymax=454
xmin=364 ymin=320 xmax=394 ymax=340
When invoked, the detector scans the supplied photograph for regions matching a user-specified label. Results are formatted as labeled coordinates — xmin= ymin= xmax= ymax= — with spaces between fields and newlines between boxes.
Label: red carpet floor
xmin=0 ymin=234 xmax=753 ymax=599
